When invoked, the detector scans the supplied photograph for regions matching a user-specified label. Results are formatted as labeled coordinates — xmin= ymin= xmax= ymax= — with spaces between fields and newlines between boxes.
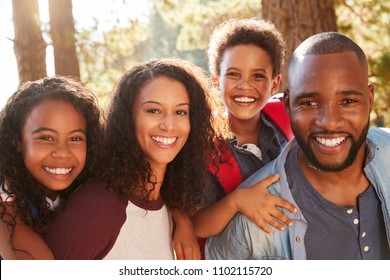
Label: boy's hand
xmin=235 ymin=174 xmax=297 ymax=234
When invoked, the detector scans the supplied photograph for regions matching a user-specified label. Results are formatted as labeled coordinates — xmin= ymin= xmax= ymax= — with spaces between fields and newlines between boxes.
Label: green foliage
xmin=76 ymin=17 xmax=149 ymax=102
xmin=336 ymin=0 xmax=390 ymax=126
xmin=75 ymin=0 xmax=259 ymax=103
xmin=153 ymin=0 xmax=261 ymax=51
xmin=76 ymin=0 xmax=389 ymax=124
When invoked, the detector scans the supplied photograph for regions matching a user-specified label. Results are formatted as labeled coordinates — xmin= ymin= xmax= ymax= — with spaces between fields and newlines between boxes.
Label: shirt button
xmin=353 ymin=218 xmax=359 ymax=225
xmin=346 ymin=209 xmax=353 ymax=214
xmin=296 ymin=236 xmax=302 ymax=243
xmin=364 ymin=246 xmax=370 ymax=252
xmin=362 ymin=232 xmax=366 ymax=238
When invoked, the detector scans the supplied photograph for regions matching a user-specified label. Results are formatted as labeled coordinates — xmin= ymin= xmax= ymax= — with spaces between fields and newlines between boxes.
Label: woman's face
xmin=20 ymin=99 xmax=87 ymax=200
xmin=132 ymin=76 xmax=190 ymax=171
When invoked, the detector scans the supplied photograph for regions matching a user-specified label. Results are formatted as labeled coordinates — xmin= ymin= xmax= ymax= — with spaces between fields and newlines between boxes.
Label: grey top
xmin=286 ymin=145 xmax=390 ymax=259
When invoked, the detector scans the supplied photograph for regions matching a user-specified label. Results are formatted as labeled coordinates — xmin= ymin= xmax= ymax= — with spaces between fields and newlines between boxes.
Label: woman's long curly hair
xmin=99 ymin=58 xmax=219 ymax=213
xmin=0 ymin=76 xmax=104 ymax=239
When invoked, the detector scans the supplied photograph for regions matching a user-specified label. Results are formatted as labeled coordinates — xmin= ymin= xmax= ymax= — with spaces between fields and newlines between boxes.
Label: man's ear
xmin=211 ymin=75 xmax=220 ymax=90
xmin=283 ymin=89 xmax=291 ymax=116
xmin=368 ymin=83 xmax=375 ymax=112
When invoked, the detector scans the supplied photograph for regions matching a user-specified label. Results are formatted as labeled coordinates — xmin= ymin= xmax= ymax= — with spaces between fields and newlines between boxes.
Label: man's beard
xmin=293 ymin=121 xmax=369 ymax=172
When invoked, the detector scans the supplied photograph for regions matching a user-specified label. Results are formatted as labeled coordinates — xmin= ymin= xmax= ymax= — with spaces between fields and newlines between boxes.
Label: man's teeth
xmin=316 ymin=137 xmax=346 ymax=147
xmin=44 ymin=167 xmax=72 ymax=175
xmin=234 ymin=97 xmax=255 ymax=103
xmin=152 ymin=136 xmax=177 ymax=145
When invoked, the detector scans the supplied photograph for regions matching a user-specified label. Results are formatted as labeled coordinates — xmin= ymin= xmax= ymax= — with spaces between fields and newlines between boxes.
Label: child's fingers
xmin=175 ymin=249 xmax=184 ymax=260
xmin=181 ymin=242 xmax=201 ymax=260
xmin=186 ymin=245 xmax=200 ymax=260
xmin=275 ymin=197 xmax=297 ymax=214
xmin=264 ymin=215 xmax=287 ymax=231
xmin=270 ymin=210 xmax=293 ymax=228
xmin=253 ymin=219 xmax=274 ymax=235
xmin=182 ymin=246 xmax=193 ymax=260
xmin=174 ymin=242 xmax=185 ymax=260
xmin=253 ymin=208 xmax=294 ymax=232
xmin=257 ymin=174 xmax=280 ymax=188
xmin=272 ymin=196 xmax=298 ymax=213
xmin=248 ymin=174 xmax=280 ymax=191
xmin=193 ymin=246 xmax=201 ymax=260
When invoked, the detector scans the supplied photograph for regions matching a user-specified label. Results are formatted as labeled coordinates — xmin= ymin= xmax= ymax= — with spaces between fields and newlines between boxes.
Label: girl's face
xmin=217 ymin=44 xmax=280 ymax=123
xmin=20 ymin=99 xmax=87 ymax=200
xmin=132 ymin=76 xmax=190 ymax=172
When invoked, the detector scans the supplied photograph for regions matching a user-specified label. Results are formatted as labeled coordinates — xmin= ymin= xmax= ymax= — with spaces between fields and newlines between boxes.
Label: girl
xmin=0 ymin=76 xmax=103 ymax=259
xmin=44 ymin=58 xmax=219 ymax=259
xmin=193 ymin=18 xmax=297 ymax=240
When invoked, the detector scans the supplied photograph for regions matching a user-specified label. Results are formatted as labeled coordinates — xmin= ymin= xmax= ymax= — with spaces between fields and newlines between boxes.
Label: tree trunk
xmin=262 ymin=0 xmax=337 ymax=90
xmin=48 ymin=0 xmax=80 ymax=78
xmin=12 ymin=0 xmax=47 ymax=84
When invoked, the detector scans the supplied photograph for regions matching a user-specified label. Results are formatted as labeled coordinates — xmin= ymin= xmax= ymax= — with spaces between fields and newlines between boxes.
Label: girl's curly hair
xmin=99 ymin=58 xmax=219 ymax=213
xmin=0 ymin=76 xmax=104 ymax=241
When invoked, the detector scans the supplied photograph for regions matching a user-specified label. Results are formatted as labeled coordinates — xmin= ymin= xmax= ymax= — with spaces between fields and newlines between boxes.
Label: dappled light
xmin=0 ymin=0 xmax=389 ymax=125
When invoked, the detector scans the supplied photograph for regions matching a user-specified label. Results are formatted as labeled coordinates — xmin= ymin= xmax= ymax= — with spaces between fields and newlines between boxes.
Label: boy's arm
xmin=193 ymin=174 xmax=296 ymax=238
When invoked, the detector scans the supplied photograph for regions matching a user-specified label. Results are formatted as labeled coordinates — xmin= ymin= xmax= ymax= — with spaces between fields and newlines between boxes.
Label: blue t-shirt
xmin=286 ymin=145 xmax=390 ymax=259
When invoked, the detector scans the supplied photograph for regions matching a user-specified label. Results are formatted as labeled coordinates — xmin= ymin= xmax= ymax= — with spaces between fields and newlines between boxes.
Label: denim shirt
xmin=205 ymin=127 xmax=390 ymax=260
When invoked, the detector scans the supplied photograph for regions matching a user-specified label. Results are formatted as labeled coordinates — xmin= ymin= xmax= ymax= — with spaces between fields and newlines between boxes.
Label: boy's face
xmin=216 ymin=44 xmax=280 ymax=123
xmin=285 ymin=51 xmax=374 ymax=172
xmin=20 ymin=100 xmax=87 ymax=200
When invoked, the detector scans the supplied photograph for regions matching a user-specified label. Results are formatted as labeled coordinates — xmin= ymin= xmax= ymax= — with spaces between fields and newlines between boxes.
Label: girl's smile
xmin=20 ymin=99 xmax=87 ymax=198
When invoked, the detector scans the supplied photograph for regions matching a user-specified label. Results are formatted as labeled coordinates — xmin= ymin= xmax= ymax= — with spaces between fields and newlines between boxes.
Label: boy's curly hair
xmin=0 ymin=76 xmax=104 ymax=238
xmin=208 ymin=18 xmax=286 ymax=78
xmin=99 ymin=58 xmax=218 ymax=213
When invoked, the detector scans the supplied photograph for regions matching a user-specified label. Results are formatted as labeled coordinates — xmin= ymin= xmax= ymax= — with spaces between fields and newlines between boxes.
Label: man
xmin=206 ymin=32 xmax=390 ymax=260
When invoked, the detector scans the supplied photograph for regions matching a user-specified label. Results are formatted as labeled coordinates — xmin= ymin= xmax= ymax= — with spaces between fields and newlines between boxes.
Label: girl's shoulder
xmin=67 ymin=178 xmax=127 ymax=209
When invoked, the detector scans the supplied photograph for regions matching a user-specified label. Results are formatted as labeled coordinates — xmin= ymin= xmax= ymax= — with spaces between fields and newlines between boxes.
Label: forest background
xmin=1 ymin=0 xmax=389 ymax=126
